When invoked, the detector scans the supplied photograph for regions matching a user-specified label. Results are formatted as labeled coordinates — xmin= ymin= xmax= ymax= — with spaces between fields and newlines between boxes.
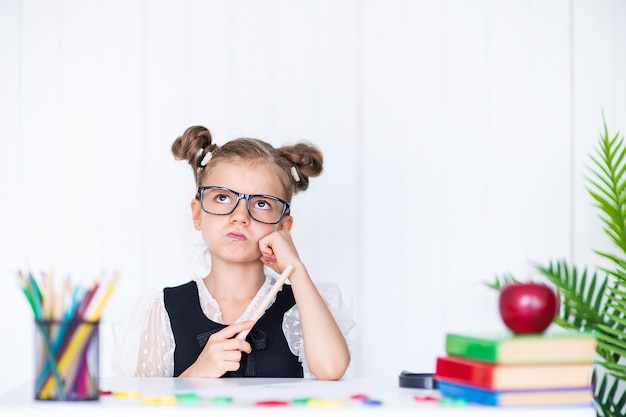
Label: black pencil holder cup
xmin=34 ymin=319 xmax=100 ymax=401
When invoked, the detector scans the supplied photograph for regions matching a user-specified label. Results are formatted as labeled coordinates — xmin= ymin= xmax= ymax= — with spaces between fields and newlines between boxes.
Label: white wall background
xmin=1 ymin=0 xmax=625 ymax=394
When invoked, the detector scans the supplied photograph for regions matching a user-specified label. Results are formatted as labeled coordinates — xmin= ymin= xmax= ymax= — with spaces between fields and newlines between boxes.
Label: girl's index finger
xmin=216 ymin=320 xmax=254 ymax=340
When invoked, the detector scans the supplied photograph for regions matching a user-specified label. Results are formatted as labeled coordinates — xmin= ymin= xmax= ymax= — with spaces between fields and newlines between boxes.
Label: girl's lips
xmin=227 ymin=232 xmax=246 ymax=241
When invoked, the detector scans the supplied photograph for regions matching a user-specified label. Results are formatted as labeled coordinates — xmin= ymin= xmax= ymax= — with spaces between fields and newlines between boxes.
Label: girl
xmin=112 ymin=125 xmax=353 ymax=380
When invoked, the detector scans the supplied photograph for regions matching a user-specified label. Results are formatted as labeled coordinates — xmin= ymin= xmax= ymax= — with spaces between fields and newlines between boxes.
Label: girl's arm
xmin=288 ymin=262 xmax=351 ymax=380
xmin=259 ymin=230 xmax=351 ymax=380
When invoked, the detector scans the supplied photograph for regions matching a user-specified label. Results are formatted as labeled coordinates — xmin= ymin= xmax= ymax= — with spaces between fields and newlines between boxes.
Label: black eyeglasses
xmin=197 ymin=186 xmax=290 ymax=225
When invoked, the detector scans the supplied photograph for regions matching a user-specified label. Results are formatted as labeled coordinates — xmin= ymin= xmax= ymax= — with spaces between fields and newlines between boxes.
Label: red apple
xmin=498 ymin=282 xmax=559 ymax=334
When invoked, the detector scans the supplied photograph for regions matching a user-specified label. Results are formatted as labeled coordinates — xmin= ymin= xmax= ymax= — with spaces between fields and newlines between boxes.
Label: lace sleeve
xmin=282 ymin=282 xmax=356 ymax=377
xmin=111 ymin=289 xmax=175 ymax=377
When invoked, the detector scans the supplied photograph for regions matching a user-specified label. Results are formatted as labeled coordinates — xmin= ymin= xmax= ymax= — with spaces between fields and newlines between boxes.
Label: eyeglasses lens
xmin=201 ymin=188 xmax=285 ymax=224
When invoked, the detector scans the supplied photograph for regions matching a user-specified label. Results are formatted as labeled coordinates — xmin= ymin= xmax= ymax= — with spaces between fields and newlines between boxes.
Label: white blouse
xmin=112 ymin=272 xmax=355 ymax=378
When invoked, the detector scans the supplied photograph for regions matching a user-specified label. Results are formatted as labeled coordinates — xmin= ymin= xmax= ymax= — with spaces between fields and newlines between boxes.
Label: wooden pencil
xmin=235 ymin=264 xmax=294 ymax=341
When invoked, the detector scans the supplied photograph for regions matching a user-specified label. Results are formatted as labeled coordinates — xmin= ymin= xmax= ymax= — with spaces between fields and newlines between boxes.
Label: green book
xmin=445 ymin=330 xmax=597 ymax=365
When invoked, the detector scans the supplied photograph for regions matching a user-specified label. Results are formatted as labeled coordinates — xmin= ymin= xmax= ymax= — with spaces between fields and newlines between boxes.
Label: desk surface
xmin=0 ymin=377 xmax=596 ymax=416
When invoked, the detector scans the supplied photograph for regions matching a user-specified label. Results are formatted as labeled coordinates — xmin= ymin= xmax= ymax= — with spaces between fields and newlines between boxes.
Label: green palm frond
xmin=595 ymin=280 xmax=626 ymax=364
xmin=593 ymin=369 xmax=626 ymax=417
xmin=586 ymin=122 xmax=626 ymax=258
xmin=533 ymin=261 xmax=626 ymax=375
xmin=597 ymin=360 xmax=626 ymax=381
xmin=483 ymin=273 xmax=518 ymax=291
xmin=533 ymin=259 xmax=606 ymax=331
xmin=594 ymin=253 xmax=626 ymax=280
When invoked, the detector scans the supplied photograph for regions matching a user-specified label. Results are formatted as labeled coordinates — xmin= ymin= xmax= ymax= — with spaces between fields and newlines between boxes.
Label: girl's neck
xmin=203 ymin=261 xmax=266 ymax=302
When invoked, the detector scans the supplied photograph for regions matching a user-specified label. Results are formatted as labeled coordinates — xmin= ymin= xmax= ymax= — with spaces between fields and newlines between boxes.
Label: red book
xmin=434 ymin=356 xmax=592 ymax=390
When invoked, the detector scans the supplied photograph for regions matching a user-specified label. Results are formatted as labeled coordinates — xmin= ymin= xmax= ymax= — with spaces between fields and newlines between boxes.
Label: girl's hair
xmin=171 ymin=125 xmax=323 ymax=202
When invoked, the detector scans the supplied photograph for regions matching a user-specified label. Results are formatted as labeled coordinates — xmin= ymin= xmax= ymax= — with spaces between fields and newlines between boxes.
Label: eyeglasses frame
xmin=196 ymin=185 xmax=291 ymax=225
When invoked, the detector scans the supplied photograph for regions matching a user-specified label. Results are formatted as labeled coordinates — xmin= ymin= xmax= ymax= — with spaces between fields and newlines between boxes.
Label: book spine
xmin=437 ymin=381 xmax=498 ymax=406
xmin=445 ymin=334 xmax=498 ymax=362
xmin=438 ymin=381 xmax=595 ymax=407
xmin=435 ymin=356 xmax=494 ymax=388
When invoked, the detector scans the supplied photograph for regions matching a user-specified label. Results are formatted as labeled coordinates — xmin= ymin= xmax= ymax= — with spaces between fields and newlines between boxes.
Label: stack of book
xmin=434 ymin=330 xmax=597 ymax=407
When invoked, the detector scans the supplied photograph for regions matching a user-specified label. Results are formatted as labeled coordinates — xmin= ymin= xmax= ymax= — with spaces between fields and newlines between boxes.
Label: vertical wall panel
xmin=618 ymin=0 xmax=626 ymax=123
xmin=359 ymin=0 xmax=412 ymax=377
xmin=0 ymin=0 xmax=20 ymax=284
xmin=56 ymin=0 xmax=106 ymax=273
xmin=97 ymin=0 xmax=146 ymax=320
xmin=16 ymin=0 xmax=63 ymax=267
xmin=268 ymin=0 xmax=316 ymax=138
xmin=141 ymin=0 xmax=191 ymax=293
xmin=184 ymin=0 xmax=232 ymax=128
xmin=304 ymin=0 xmax=360 ymax=299
xmin=0 ymin=0 xmax=32 ymax=394
xmin=13 ymin=0 xmax=65 ymax=391
xmin=391 ymin=0 xmax=448 ymax=375
xmin=439 ymin=0 xmax=492 ymax=335
xmin=522 ymin=0 xmax=572 ymax=265
xmin=359 ymin=0 xmax=458 ymax=376
xmin=226 ymin=1 xmax=275 ymax=133
xmin=573 ymin=0 xmax=626 ymax=270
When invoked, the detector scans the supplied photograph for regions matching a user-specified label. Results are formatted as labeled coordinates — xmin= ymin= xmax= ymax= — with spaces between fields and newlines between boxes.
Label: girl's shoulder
xmin=313 ymin=282 xmax=346 ymax=308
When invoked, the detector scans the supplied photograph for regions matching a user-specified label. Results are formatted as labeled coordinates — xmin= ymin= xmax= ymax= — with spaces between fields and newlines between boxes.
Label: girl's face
xmin=191 ymin=160 xmax=292 ymax=264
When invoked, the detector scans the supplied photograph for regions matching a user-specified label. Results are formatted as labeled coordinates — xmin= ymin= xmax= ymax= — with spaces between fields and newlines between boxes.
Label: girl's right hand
xmin=180 ymin=320 xmax=253 ymax=378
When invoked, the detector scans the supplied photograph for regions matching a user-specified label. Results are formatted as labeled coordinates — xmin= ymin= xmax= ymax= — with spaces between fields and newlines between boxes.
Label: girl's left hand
xmin=258 ymin=230 xmax=300 ymax=271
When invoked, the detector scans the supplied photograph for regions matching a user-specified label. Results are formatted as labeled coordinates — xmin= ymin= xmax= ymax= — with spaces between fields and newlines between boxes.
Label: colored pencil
xmin=20 ymin=271 xmax=67 ymax=399
xmin=38 ymin=273 xmax=118 ymax=399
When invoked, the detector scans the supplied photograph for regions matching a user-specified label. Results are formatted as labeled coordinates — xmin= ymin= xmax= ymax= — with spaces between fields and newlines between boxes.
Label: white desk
xmin=0 ymin=377 xmax=596 ymax=416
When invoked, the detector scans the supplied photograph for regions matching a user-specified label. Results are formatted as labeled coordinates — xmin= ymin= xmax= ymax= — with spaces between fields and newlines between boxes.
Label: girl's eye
xmin=253 ymin=199 xmax=272 ymax=210
xmin=215 ymin=193 xmax=232 ymax=204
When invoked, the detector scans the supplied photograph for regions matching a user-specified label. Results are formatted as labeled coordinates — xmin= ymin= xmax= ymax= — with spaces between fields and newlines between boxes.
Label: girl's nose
xmin=229 ymin=199 xmax=250 ymax=224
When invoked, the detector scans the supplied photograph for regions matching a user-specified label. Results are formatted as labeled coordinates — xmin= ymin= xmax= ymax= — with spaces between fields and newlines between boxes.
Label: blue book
xmin=437 ymin=380 xmax=594 ymax=407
